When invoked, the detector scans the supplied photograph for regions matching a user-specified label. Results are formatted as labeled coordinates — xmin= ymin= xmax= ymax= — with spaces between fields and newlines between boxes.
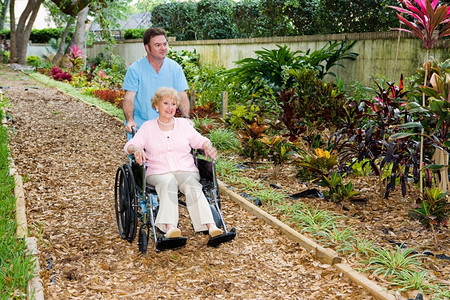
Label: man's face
xmin=146 ymin=35 xmax=168 ymax=61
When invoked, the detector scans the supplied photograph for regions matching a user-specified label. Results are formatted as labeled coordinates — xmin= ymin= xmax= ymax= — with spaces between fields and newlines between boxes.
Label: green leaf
xmin=423 ymin=164 xmax=447 ymax=171
xmin=390 ymin=132 xmax=419 ymax=139
xmin=397 ymin=122 xmax=423 ymax=129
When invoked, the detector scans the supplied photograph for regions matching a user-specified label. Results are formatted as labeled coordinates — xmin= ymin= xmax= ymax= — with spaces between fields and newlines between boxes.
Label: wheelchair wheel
xmin=138 ymin=224 xmax=149 ymax=254
xmin=114 ymin=164 xmax=138 ymax=242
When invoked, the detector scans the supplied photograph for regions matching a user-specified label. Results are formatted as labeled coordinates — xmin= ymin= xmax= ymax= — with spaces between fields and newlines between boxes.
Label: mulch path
xmin=2 ymin=65 xmax=374 ymax=299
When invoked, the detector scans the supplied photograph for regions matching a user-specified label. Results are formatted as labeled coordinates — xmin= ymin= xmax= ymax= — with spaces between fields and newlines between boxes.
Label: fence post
xmin=221 ymin=91 xmax=228 ymax=119
xmin=189 ymin=89 xmax=196 ymax=109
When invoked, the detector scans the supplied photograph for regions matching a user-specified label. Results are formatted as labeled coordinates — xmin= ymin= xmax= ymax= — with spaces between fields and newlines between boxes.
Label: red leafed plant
xmin=389 ymin=0 xmax=450 ymax=194
xmin=388 ymin=0 xmax=450 ymax=50
xmin=92 ymin=89 xmax=125 ymax=108
xmin=50 ymin=65 xmax=72 ymax=82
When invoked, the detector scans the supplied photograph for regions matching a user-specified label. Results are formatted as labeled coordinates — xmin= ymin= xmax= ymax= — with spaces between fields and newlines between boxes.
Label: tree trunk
xmin=9 ymin=0 xmax=16 ymax=62
xmin=68 ymin=6 xmax=89 ymax=50
xmin=0 ymin=0 xmax=11 ymax=30
xmin=64 ymin=6 xmax=89 ymax=67
xmin=17 ymin=0 xmax=44 ymax=64
xmin=52 ymin=17 xmax=74 ymax=65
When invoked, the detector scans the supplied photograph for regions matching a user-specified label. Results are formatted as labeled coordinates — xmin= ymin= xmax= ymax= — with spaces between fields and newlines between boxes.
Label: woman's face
xmin=156 ymin=96 xmax=177 ymax=119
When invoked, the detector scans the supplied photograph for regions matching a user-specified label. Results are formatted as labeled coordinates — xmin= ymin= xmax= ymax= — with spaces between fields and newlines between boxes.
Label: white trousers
xmin=147 ymin=171 xmax=215 ymax=233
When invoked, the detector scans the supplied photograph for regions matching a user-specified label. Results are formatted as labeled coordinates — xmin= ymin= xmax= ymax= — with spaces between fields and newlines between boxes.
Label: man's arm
xmin=123 ymin=90 xmax=137 ymax=133
xmin=178 ymin=90 xmax=190 ymax=118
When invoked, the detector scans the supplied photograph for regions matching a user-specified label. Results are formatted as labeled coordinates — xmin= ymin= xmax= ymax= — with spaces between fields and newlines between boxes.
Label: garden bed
xmin=2 ymin=65 xmax=378 ymax=299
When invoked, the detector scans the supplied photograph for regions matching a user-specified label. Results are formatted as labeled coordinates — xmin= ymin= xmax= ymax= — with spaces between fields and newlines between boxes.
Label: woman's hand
xmin=202 ymin=142 xmax=217 ymax=161
xmin=127 ymin=145 xmax=148 ymax=165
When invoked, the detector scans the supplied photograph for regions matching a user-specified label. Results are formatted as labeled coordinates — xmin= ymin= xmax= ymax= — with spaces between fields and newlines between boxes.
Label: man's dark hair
xmin=143 ymin=28 xmax=167 ymax=45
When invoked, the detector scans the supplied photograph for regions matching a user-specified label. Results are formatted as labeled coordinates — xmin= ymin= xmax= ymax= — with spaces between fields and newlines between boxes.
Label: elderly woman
xmin=124 ymin=87 xmax=223 ymax=240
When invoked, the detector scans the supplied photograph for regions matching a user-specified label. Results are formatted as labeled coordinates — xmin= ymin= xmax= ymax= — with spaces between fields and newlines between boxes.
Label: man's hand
xmin=125 ymin=120 xmax=137 ymax=133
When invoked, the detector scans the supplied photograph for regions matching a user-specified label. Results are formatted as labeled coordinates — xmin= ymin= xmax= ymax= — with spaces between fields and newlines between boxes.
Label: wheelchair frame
xmin=114 ymin=149 xmax=236 ymax=253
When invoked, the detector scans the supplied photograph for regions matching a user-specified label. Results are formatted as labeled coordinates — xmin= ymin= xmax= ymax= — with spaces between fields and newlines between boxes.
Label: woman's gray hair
xmin=151 ymin=87 xmax=180 ymax=109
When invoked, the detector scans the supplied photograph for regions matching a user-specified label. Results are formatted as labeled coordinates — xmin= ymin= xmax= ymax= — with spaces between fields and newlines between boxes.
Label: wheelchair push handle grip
xmin=131 ymin=126 xmax=137 ymax=136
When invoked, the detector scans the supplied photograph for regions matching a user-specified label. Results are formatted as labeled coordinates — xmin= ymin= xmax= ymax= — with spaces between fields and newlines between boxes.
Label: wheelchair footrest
xmin=207 ymin=227 xmax=236 ymax=248
xmin=156 ymin=236 xmax=188 ymax=251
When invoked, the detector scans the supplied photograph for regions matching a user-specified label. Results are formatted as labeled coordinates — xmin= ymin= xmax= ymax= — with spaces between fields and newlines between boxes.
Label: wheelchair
xmin=114 ymin=147 xmax=236 ymax=253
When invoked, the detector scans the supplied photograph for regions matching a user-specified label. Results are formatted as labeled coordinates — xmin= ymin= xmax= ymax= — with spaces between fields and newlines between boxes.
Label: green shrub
xmin=123 ymin=28 xmax=146 ymax=40
xmin=26 ymin=55 xmax=41 ymax=70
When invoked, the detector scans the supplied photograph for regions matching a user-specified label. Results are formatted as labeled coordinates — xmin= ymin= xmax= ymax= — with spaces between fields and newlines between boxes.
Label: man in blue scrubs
xmin=122 ymin=27 xmax=190 ymax=136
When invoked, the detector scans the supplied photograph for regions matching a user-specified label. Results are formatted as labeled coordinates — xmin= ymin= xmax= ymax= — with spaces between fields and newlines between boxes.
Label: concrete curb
xmin=218 ymin=180 xmax=400 ymax=300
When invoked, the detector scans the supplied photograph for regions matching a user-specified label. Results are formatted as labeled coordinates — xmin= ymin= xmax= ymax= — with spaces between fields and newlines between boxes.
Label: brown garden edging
xmin=218 ymin=180 xmax=401 ymax=300
xmin=25 ymin=73 xmax=403 ymax=299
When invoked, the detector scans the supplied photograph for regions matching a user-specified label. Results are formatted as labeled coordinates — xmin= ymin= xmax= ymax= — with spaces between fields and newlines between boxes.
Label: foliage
xmin=396 ymin=59 xmax=450 ymax=148
xmin=225 ymin=45 xmax=304 ymax=93
xmin=391 ymin=270 xmax=432 ymax=293
xmin=350 ymin=158 xmax=373 ymax=176
xmin=50 ymin=65 xmax=73 ymax=81
xmin=167 ymin=48 xmax=201 ymax=87
xmin=207 ymin=127 xmax=240 ymax=151
xmin=409 ymin=187 xmax=450 ymax=228
xmin=68 ymin=44 xmax=84 ymax=73
xmin=305 ymin=41 xmax=359 ymax=79
xmin=318 ymin=172 xmax=359 ymax=202
xmin=92 ymin=89 xmax=125 ymax=108
xmin=295 ymin=148 xmax=339 ymax=182
xmin=225 ymin=42 xmax=358 ymax=107
xmin=0 ymin=100 xmax=35 ymax=298
xmin=151 ymin=1 xmax=197 ymax=41
xmin=290 ymin=207 xmax=338 ymax=234
xmin=26 ymin=55 xmax=41 ymax=70
xmin=259 ymin=135 xmax=296 ymax=167
xmin=388 ymin=0 xmax=450 ymax=50
xmin=366 ymin=245 xmax=424 ymax=278
xmin=148 ymin=0 xmax=398 ymax=40
xmin=312 ymin=0 xmax=399 ymax=34
xmin=195 ymin=0 xmax=236 ymax=40
xmin=122 ymin=28 xmax=147 ymax=40
xmin=277 ymin=68 xmax=349 ymax=140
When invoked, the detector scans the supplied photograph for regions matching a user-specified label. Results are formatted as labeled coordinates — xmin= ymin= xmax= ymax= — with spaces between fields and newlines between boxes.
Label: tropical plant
xmin=409 ymin=187 xmax=449 ymax=242
xmin=389 ymin=0 xmax=450 ymax=193
xmin=68 ymin=44 xmax=85 ymax=73
xmin=277 ymin=68 xmax=349 ymax=141
xmin=303 ymin=41 xmax=358 ymax=79
xmin=26 ymin=55 xmax=41 ymax=70
xmin=318 ymin=172 xmax=359 ymax=202
xmin=225 ymin=42 xmax=358 ymax=94
xmin=366 ymin=245 xmax=424 ymax=278
xmin=295 ymin=148 xmax=339 ymax=182
xmin=259 ymin=135 xmax=297 ymax=172
xmin=225 ymin=45 xmax=304 ymax=93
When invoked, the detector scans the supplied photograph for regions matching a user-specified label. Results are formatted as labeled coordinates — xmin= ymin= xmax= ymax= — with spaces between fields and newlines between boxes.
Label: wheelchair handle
xmin=131 ymin=126 xmax=137 ymax=136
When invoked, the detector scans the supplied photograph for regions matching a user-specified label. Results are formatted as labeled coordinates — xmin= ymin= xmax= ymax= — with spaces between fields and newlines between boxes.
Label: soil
xmin=1 ymin=64 xmax=448 ymax=299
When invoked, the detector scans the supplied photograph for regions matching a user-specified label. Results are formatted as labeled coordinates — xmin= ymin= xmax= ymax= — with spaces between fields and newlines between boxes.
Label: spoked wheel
xmin=138 ymin=224 xmax=149 ymax=254
xmin=114 ymin=164 xmax=138 ymax=242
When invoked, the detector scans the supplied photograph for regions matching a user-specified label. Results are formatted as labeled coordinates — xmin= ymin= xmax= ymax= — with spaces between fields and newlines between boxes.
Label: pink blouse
xmin=124 ymin=118 xmax=210 ymax=177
